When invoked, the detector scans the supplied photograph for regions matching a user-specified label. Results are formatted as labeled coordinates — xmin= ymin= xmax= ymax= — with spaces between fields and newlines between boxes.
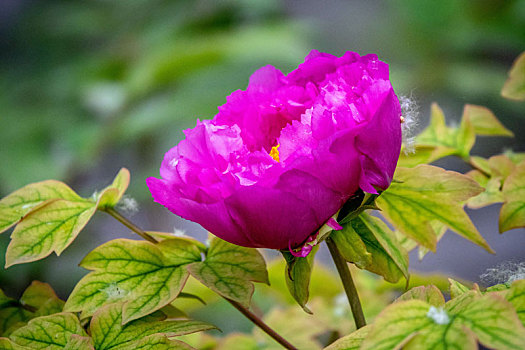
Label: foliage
xmin=1 ymin=25 xmax=524 ymax=350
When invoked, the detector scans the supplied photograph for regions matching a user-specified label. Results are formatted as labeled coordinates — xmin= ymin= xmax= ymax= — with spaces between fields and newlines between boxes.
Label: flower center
xmin=269 ymin=144 xmax=280 ymax=162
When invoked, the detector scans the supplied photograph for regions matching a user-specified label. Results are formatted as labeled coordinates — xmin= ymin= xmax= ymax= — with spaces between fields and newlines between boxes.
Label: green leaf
xmin=416 ymin=103 xmax=475 ymax=159
xmin=396 ymin=285 xmax=445 ymax=307
xmin=324 ymin=325 xmax=370 ymax=350
xmin=403 ymin=321 xmax=478 ymax=350
xmin=5 ymin=199 xmax=97 ymax=267
xmin=111 ymin=334 xmax=192 ymax=350
xmin=456 ymin=294 xmax=525 ymax=350
xmin=466 ymin=171 xmax=504 ymax=209
xmin=64 ymin=335 xmax=94 ymax=350
xmin=65 ymin=239 xmax=197 ymax=323
xmin=282 ymin=247 xmax=317 ymax=312
xmin=361 ymin=300 xmax=433 ymax=350
xmin=463 ymin=104 xmax=514 ymax=137
xmin=187 ymin=237 xmax=269 ymax=308
xmin=0 ymin=181 xmax=81 ymax=234
xmin=499 ymin=161 xmax=525 ymax=232
xmin=97 ymin=168 xmax=130 ymax=209
xmin=362 ymin=288 xmax=525 ymax=350
xmin=449 ymin=278 xmax=471 ymax=299
xmin=501 ymin=51 xmax=525 ymax=101
xmin=90 ymin=303 xmax=215 ymax=350
xmin=333 ymin=214 xmax=407 ymax=283
xmin=9 ymin=313 xmax=86 ymax=350
xmin=377 ymin=165 xmax=492 ymax=253
xmin=0 ymin=338 xmax=30 ymax=350
xmin=17 ymin=281 xmax=64 ymax=319
xmin=0 ymin=304 xmax=32 ymax=337
xmin=505 ymin=279 xmax=525 ymax=325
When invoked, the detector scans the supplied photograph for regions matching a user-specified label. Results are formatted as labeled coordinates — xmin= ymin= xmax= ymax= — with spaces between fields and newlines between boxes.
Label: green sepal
xmin=65 ymin=238 xmax=199 ymax=323
xmin=281 ymin=246 xmax=318 ymax=313
xmin=331 ymin=213 xmax=408 ymax=283
xmin=187 ymin=236 xmax=268 ymax=308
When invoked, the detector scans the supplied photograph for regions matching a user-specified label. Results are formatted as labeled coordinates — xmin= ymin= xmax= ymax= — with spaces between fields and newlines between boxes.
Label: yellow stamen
xmin=269 ymin=144 xmax=280 ymax=162
xmin=400 ymin=116 xmax=405 ymax=123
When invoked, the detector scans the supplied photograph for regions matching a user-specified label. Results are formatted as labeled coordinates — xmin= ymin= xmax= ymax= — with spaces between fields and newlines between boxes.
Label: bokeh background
xmin=1 ymin=0 xmax=524 ymax=336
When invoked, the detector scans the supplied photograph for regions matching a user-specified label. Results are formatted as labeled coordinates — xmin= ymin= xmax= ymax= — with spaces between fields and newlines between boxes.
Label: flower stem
xmin=326 ymin=237 xmax=366 ymax=329
xmin=102 ymin=207 xmax=297 ymax=349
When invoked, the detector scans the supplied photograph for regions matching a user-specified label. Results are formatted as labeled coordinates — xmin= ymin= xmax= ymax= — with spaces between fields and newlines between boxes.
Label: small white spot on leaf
xmin=427 ymin=306 xmax=450 ymax=325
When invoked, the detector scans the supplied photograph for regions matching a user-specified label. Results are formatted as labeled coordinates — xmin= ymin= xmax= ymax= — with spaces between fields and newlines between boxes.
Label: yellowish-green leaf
xmin=19 ymin=281 xmax=64 ymax=317
xmin=0 ymin=338 xmax=30 ymax=350
xmin=324 ymin=325 xmax=371 ymax=350
xmin=416 ymin=103 xmax=475 ymax=159
xmin=5 ymin=199 xmax=97 ymax=267
xmin=505 ymin=279 xmax=525 ymax=326
xmin=65 ymin=239 xmax=197 ymax=323
xmin=417 ymin=221 xmax=447 ymax=260
xmin=463 ymin=104 xmax=514 ymax=137
xmin=111 ymin=334 xmax=193 ymax=350
xmin=501 ymin=51 xmax=525 ymax=100
xmin=403 ymin=322 xmax=478 ymax=350
xmin=499 ymin=161 xmax=525 ymax=232
xmin=466 ymin=170 xmax=504 ymax=209
xmin=458 ymin=294 xmax=525 ymax=350
xmin=9 ymin=313 xmax=86 ymax=350
xmin=64 ymin=335 xmax=94 ymax=350
xmin=0 ymin=307 xmax=32 ymax=337
xmin=396 ymin=285 xmax=445 ymax=307
xmin=361 ymin=300 xmax=432 ymax=350
xmin=188 ymin=237 xmax=268 ymax=308
xmin=90 ymin=303 xmax=215 ymax=350
xmin=449 ymin=278 xmax=471 ymax=299
xmin=0 ymin=181 xmax=81 ymax=234
xmin=147 ymin=231 xmax=207 ymax=252
xmin=363 ymin=290 xmax=525 ymax=350
xmin=359 ymin=213 xmax=409 ymax=280
xmin=377 ymin=165 xmax=492 ymax=253
xmin=97 ymin=168 xmax=130 ymax=209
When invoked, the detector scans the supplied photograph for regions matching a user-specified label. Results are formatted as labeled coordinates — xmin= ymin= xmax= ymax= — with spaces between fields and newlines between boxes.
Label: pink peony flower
xmin=147 ymin=50 xmax=402 ymax=252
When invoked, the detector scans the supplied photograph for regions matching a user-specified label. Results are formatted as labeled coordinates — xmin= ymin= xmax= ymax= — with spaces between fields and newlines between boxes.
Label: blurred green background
xmin=1 ymin=0 xmax=524 ymax=331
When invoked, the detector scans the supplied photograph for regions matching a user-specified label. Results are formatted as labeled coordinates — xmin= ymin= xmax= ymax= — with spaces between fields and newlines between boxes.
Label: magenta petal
xmin=225 ymin=186 xmax=321 ymax=249
xmin=356 ymin=88 xmax=402 ymax=190
xmin=148 ymin=50 xmax=402 ymax=251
